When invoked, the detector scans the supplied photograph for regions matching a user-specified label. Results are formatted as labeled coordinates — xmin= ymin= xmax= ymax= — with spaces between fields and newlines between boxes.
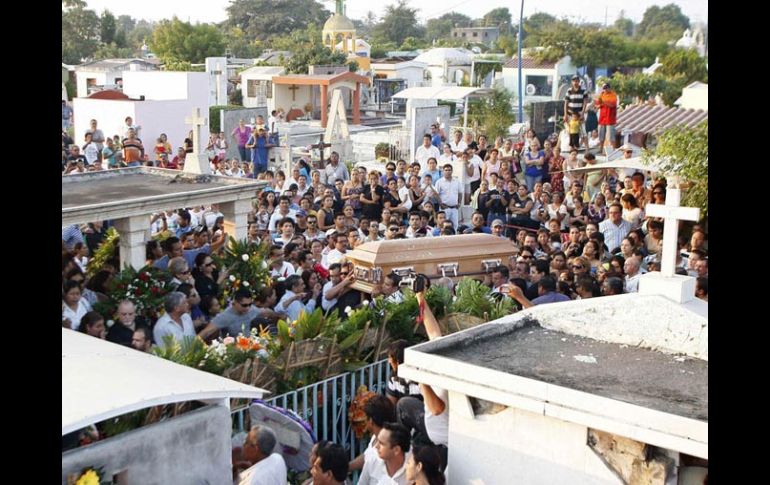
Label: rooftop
xmin=616 ymin=104 xmax=708 ymax=134
xmin=503 ymin=56 xmax=558 ymax=69
xmin=435 ymin=324 xmax=707 ymax=421
xmin=62 ymin=168 xmax=264 ymax=226
xmin=62 ymin=329 xmax=266 ymax=435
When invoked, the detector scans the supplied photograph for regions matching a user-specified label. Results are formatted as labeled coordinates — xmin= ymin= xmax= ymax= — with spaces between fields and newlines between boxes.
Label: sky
xmin=82 ymin=0 xmax=708 ymax=27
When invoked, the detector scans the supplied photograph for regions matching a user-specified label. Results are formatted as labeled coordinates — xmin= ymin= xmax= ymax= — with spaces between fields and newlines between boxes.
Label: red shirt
xmin=595 ymin=91 xmax=618 ymax=125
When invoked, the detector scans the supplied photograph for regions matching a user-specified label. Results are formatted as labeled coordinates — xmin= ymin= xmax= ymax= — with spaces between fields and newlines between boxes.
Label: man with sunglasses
xmin=198 ymin=288 xmax=261 ymax=340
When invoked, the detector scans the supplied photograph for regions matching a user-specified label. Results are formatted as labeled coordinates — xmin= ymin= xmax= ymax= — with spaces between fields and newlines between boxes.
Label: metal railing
xmin=232 ymin=358 xmax=391 ymax=461
xmin=388 ymin=128 xmax=411 ymax=162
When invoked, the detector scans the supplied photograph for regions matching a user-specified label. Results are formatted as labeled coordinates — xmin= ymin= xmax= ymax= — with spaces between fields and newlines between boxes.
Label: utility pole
xmin=517 ymin=0 xmax=524 ymax=124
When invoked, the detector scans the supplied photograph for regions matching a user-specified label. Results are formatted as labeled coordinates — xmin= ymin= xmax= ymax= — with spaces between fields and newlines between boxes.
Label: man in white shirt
xmin=599 ymin=203 xmax=632 ymax=252
xmin=275 ymin=274 xmax=319 ymax=321
xmin=624 ymin=256 xmax=643 ymax=293
xmin=246 ymin=426 xmax=287 ymax=485
xmin=322 ymin=263 xmax=356 ymax=312
xmin=268 ymin=196 xmax=298 ymax=232
xmin=153 ymin=292 xmax=196 ymax=349
xmin=414 ymin=134 xmax=440 ymax=173
xmin=325 ymin=231 xmax=349 ymax=267
xmin=448 ymin=130 xmax=467 ymax=156
xmin=434 ymin=164 xmax=463 ymax=229
xmin=359 ymin=422 xmax=411 ymax=485
xmin=405 ymin=212 xmax=431 ymax=239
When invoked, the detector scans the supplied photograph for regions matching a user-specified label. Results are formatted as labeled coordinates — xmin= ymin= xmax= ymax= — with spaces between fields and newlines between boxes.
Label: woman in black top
xmin=193 ymin=253 xmax=224 ymax=299
xmin=360 ymin=171 xmax=384 ymax=223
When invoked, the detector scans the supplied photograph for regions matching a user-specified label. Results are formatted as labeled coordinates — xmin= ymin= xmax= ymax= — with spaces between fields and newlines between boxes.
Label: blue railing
xmin=232 ymin=358 xmax=391 ymax=462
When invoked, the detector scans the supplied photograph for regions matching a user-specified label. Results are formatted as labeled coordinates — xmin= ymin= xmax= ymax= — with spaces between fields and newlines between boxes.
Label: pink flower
xmin=223 ymin=337 xmax=235 ymax=345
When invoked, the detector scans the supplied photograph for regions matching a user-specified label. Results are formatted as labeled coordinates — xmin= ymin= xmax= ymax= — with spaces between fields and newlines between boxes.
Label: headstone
xmin=183 ymin=108 xmax=212 ymax=175
xmin=206 ymin=57 xmax=228 ymax=107
xmin=324 ymin=89 xmax=352 ymax=161
xmin=639 ymin=185 xmax=700 ymax=303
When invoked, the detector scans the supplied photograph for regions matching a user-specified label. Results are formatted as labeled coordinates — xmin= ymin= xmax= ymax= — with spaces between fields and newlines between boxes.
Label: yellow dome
xmin=323 ymin=13 xmax=355 ymax=32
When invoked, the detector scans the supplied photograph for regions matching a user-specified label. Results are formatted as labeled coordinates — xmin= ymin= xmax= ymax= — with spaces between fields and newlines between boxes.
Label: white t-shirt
xmin=270 ymin=261 xmax=296 ymax=279
xmin=268 ymin=210 xmax=298 ymax=232
xmin=358 ymin=450 xmax=411 ymax=485
xmin=321 ymin=280 xmax=338 ymax=311
xmin=414 ymin=144 xmax=440 ymax=172
xmin=63 ymin=299 xmax=92 ymax=331
xmin=424 ymin=387 xmax=449 ymax=446
xmin=449 ymin=139 xmax=467 ymax=154
xmin=434 ymin=178 xmax=463 ymax=207
xmin=248 ymin=453 xmax=287 ymax=485
xmin=398 ymin=186 xmax=412 ymax=211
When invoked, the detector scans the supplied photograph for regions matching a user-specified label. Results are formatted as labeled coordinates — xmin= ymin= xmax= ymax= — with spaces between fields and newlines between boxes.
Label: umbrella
xmin=248 ymin=399 xmax=317 ymax=472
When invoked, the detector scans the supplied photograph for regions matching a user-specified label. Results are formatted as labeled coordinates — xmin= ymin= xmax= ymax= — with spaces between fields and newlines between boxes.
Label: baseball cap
xmin=621 ymin=143 xmax=633 ymax=152
xmin=491 ymin=219 xmax=504 ymax=228
xmin=602 ymin=83 xmax=610 ymax=90
xmin=296 ymin=209 xmax=307 ymax=217
xmin=571 ymin=75 xmax=580 ymax=81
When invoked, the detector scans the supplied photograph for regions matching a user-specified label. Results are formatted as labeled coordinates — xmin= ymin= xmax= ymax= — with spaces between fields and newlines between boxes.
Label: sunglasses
xmin=205 ymin=262 xmax=216 ymax=267
xmin=389 ymin=227 xmax=399 ymax=232
xmin=572 ymin=265 xmax=584 ymax=270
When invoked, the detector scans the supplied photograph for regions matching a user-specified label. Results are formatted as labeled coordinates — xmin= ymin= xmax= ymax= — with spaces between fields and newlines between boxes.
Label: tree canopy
xmin=372 ymin=0 xmax=424 ymax=46
xmin=225 ymin=0 xmax=330 ymax=41
xmin=150 ymin=17 xmax=225 ymax=64
xmin=62 ymin=2 xmax=101 ymax=63
xmin=636 ymin=4 xmax=689 ymax=41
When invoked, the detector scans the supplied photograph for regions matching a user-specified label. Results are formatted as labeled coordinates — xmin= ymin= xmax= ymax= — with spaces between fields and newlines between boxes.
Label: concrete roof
xmin=75 ymin=58 xmax=159 ymax=72
xmin=503 ymin=56 xmax=558 ymax=69
xmin=391 ymin=86 xmax=493 ymax=101
xmin=62 ymin=329 xmax=266 ymax=435
xmin=399 ymin=292 xmax=708 ymax=458
xmin=62 ymin=167 xmax=265 ymax=226
xmin=271 ymin=72 xmax=370 ymax=86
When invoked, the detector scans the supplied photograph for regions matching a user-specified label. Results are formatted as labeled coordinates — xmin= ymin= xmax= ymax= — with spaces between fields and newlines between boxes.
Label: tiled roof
xmin=503 ymin=57 xmax=556 ymax=69
xmin=616 ymin=104 xmax=708 ymax=134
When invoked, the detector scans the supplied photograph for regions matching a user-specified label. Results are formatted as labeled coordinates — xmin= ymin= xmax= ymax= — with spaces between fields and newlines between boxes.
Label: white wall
xmin=72 ymin=98 xmax=137 ymax=145
xmin=501 ymin=67 xmax=557 ymax=104
xmin=400 ymin=66 xmax=425 ymax=87
xmin=122 ymin=71 xmax=209 ymax=103
xmin=447 ymin=391 xmax=622 ymax=485
xmin=272 ymin=84 xmax=313 ymax=115
xmin=76 ymin=71 xmax=108 ymax=98
xmin=678 ymin=85 xmax=708 ymax=110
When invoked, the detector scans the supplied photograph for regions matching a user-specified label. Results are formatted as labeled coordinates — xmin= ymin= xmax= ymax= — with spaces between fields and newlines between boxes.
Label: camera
xmin=399 ymin=271 xmax=428 ymax=292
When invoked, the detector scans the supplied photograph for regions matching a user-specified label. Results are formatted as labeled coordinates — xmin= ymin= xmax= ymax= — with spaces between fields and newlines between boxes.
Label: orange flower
xmin=236 ymin=336 xmax=250 ymax=350
xmin=250 ymin=341 xmax=261 ymax=351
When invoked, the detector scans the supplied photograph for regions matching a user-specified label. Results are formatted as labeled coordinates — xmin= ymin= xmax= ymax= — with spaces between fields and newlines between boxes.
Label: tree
xmin=481 ymin=7 xmax=512 ymax=34
xmin=425 ymin=12 xmax=471 ymax=42
xmin=636 ymin=4 xmax=689 ymax=41
xmin=128 ymin=21 xmax=154 ymax=50
xmin=272 ymin=24 xmax=347 ymax=74
xmin=613 ymin=10 xmax=634 ymax=37
xmin=100 ymin=10 xmax=117 ymax=45
xmin=226 ymin=0 xmax=330 ymax=42
xmin=535 ymin=23 xmax=626 ymax=75
xmin=648 ymin=121 xmax=708 ymax=218
xmin=464 ymin=87 xmax=517 ymax=139
xmin=62 ymin=2 xmax=101 ymax=63
xmin=658 ymin=49 xmax=708 ymax=85
xmin=523 ymin=12 xmax=557 ymax=46
xmin=372 ymin=0 xmax=424 ymax=46
xmin=93 ymin=43 xmax=135 ymax=60
xmin=224 ymin=26 xmax=262 ymax=58
xmin=603 ymin=72 xmax=677 ymax=106
xmin=493 ymin=35 xmax=517 ymax=57
xmin=150 ymin=17 xmax=225 ymax=64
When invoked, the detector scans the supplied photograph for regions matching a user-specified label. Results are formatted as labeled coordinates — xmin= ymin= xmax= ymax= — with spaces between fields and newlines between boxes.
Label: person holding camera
xmin=372 ymin=271 xmax=405 ymax=304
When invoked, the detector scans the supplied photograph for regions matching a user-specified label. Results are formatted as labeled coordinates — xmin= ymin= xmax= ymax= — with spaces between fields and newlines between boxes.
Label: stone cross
xmin=288 ymin=84 xmax=300 ymax=101
xmin=183 ymin=107 xmax=211 ymax=175
xmin=213 ymin=61 xmax=223 ymax=105
xmin=310 ymin=134 xmax=332 ymax=169
xmin=644 ymin=187 xmax=700 ymax=277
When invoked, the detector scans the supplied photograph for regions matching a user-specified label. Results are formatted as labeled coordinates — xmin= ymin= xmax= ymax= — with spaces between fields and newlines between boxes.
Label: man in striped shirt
xmin=599 ymin=203 xmax=633 ymax=252
xmin=563 ymin=75 xmax=588 ymax=121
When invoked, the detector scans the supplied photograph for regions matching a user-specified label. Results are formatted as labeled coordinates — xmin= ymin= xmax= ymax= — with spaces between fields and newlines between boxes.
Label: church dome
xmin=413 ymin=48 xmax=474 ymax=66
xmin=324 ymin=13 xmax=355 ymax=31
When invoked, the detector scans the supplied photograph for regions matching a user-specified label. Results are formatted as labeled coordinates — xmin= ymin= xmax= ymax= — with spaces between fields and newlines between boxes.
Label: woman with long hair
xmin=581 ymin=239 xmax=602 ymax=271
xmin=62 ymin=280 xmax=92 ymax=331
xmin=587 ymin=192 xmax=608 ymax=224
xmin=341 ymin=169 xmax=364 ymax=218
xmin=78 ymin=311 xmax=106 ymax=339
xmin=621 ymin=193 xmax=644 ymax=230
xmin=193 ymin=253 xmax=226 ymax=299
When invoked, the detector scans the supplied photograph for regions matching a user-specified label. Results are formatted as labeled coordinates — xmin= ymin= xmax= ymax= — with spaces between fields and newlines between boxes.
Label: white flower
xmin=229 ymin=275 xmax=236 ymax=282
xmin=344 ymin=306 xmax=353 ymax=315
xmin=260 ymin=261 xmax=267 ymax=270
xmin=106 ymin=319 xmax=115 ymax=328
xmin=361 ymin=300 xmax=370 ymax=307
xmin=243 ymin=281 xmax=250 ymax=287
xmin=242 ymin=254 xmax=249 ymax=261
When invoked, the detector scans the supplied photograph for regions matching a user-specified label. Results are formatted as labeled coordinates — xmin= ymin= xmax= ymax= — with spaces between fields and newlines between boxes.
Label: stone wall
xmin=61 ymin=405 xmax=232 ymax=485
xmin=222 ymin=107 xmax=268 ymax=161
xmin=409 ymin=105 xmax=451 ymax=155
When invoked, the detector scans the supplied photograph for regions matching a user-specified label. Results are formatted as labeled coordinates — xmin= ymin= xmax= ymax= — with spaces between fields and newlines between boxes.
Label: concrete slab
xmin=434 ymin=324 xmax=707 ymax=422
xmin=62 ymin=167 xmax=265 ymax=226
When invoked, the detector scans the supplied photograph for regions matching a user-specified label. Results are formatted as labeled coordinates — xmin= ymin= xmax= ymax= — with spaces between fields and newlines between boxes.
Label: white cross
xmin=644 ymin=187 xmax=700 ymax=277
xmin=184 ymin=108 xmax=207 ymax=156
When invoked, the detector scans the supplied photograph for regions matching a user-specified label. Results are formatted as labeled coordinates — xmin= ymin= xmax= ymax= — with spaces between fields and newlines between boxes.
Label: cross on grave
xmin=644 ymin=187 xmax=700 ymax=277
xmin=213 ymin=61 xmax=223 ymax=105
xmin=183 ymin=107 xmax=211 ymax=175
xmin=310 ymin=134 xmax=332 ymax=169
xmin=288 ymin=84 xmax=300 ymax=101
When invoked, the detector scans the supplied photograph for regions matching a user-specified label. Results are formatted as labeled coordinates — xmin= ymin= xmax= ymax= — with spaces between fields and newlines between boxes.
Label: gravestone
xmin=531 ymin=100 xmax=563 ymax=142
xmin=408 ymin=105 xmax=450 ymax=157
xmin=183 ymin=108 xmax=211 ymax=175
xmin=206 ymin=57 xmax=228 ymax=107
xmin=324 ymin=89 xmax=352 ymax=161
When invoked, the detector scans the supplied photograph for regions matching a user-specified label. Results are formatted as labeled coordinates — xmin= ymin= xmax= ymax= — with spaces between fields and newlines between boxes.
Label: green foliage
xmin=613 ymin=14 xmax=634 ymax=37
xmin=425 ymin=285 xmax=453 ymax=321
xmin=62 ymin=2 xmax=101 ymax=63
xmin=379 ymin=292 xmax=418 ymax=341
xmin=348 ymin=60 xmax=360 ymax=72
xmin=224 ymin=26 xmax=263 ymax=59
xmin=271 ymin=24 xmax=347 ymax=74
xmin=150 ymin=17 xmax=225 ymax=64
xmin=437 ymin=100 xmax=456 ymax=117
xmin=648 ymin=121 xmax=708 ymax=218
xmin=104 ymin=265 xmax=171 ymax=320
xmin=425 ymin=12 xmax=471 ymax=42
xmin=523 ymin=12 xmax=558 ymax=46
xmin=226 ymin=0 xmax=330 ymax=42
xmin=372 ymin=0 xmax=424 ymax=46
xmin=87 ymin=227 xmax=120 ymax=278
xmin=212 ymin=237 xmax=272 ymax=301
xmin=450 ymin=278 xmax=517 ymax=320
xmin=153 ymin=335 xmax=209 ymax=368
xmin=493 ymin=35 xmax=517 ymax=56
xmin=636 ymin=3 xmax=690 ymax=41
xmin=370 ymin=42 xmax=398 ymax=59
xmin=93 ymin=43 xmax=135 ymax=61
xmin=658 ymin=49 xmax=708 ymax=85
xmin=100 ymin=10 xmax=117 ymax=44
xmin=602 ymin=72 xmax=680 ymax=106
xmin=209 ymin=105 xmax=246 ymax=132
xmin=482 ymin=7 xmax=513 ymax=33
xmin=229 ymin=89 xmax=244 ymax=106
xmin=463 ymin=87 xmax=516 ymax=140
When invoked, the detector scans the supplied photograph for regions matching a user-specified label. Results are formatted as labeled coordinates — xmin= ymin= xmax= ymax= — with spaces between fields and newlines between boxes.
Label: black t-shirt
xmin=361 ymin=184 xmax=384 ymax=221
xmin=509 ymin=193 xmax=532 ymax=221
xmin=335 ymin=290 xmax=363 ymax=320
xmin=486 ymin=189 xmax=510 ymax=214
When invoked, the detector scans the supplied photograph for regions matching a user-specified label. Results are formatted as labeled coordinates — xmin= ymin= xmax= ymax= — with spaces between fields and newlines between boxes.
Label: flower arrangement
xmin=213 ymin=237 xmax=272 ymax=303
xmin=201 ymin=328 xmax=273 ymax=374
xmin=86 ymin=227 xmax=119 ymax=278
xmin=102 ymin=265 xmax=171 ymax=320
xmin=67 ymin=466 xmax=111 ymax=485
xmin=348 ymin=385 xmax=378 ymax=439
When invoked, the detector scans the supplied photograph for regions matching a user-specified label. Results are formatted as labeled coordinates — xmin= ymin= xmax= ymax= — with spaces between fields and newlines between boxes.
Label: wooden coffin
xmin=345 ymin=234 xmax=518 ymax=293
